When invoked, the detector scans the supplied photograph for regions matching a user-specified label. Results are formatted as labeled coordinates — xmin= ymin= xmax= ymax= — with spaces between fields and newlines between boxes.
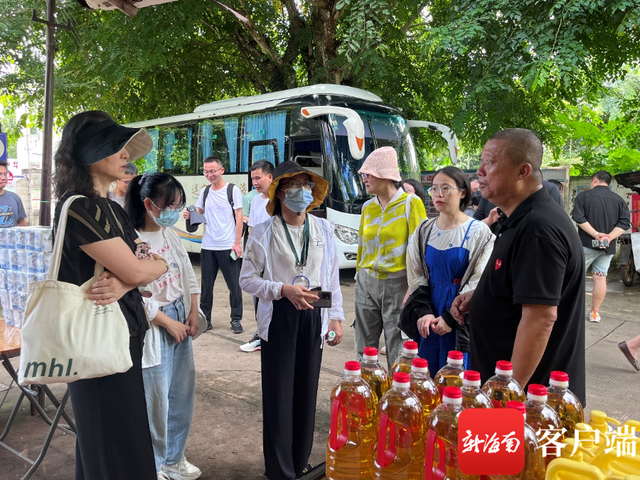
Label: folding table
xmin=0 ymin=321 xmax=76 ymax=479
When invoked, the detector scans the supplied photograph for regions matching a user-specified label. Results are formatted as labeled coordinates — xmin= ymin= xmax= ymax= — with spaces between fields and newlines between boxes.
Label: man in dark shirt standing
xmin=452 ymin=128 xmax=586 ymax=405
xmin=571 ymin=171 xmax=630 ymax=323
xmin=473 ymin=178 xmax=564 ymax=228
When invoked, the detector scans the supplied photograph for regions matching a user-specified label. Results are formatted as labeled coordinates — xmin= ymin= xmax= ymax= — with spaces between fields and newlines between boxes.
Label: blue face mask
xmin=152 ymin=208 xmax=181 ymax=227
xmin=283 ymin=187 xmax=314 ymax=213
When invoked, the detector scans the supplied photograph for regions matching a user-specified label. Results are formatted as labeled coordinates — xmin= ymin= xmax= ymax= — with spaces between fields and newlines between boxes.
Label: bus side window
xmin=292 ymin=138 xmax=322 ymax=175
xmin=240 ymin=111 xmax=288 ymax=172
xmin=198 ymin=118 xmax=239 ymax=174
xmin=138 ymin=125 xmax=198 ymax=175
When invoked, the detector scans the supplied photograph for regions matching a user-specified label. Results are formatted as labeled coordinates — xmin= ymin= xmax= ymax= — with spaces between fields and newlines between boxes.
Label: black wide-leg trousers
xmin=260 ymin=297 xmax=323 ymax=480
xmin=68 ymin=334 xmax=156 ymax=480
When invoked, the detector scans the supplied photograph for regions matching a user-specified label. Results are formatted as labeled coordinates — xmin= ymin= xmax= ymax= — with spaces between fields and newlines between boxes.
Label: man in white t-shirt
xmin=183 ymin=156 xmax=244 ymax=333
xmin=240 ymin=160 xmax=274 ymax=353
xmin=248 ymin=160 xmax=274 ymax=232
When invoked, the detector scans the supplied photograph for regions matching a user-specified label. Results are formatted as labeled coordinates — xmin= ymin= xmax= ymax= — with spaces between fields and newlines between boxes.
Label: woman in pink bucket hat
xmin=354 ymin=146 xmax=427 ymax=370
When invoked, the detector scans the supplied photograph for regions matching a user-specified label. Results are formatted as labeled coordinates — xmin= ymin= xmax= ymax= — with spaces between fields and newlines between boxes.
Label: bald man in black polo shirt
xmin=451 ymin=129 xmax=586 ymax=405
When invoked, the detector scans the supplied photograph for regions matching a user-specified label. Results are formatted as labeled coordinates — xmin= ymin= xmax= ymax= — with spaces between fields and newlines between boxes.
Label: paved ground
xmin=1 ymin=258 xmax=639 ymax=479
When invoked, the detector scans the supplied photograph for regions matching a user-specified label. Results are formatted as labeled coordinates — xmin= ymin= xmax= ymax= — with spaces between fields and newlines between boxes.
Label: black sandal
xmin=618 ymin=341 xmax=640 ymax=372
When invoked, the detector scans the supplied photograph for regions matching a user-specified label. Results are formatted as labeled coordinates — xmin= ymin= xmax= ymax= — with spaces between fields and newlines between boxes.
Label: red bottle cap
xmin=505 ymin=401 xmax=526 ymax=415
xmin=496 ymin=360 xmax=513 ymax=373
xmin=393 ymin=372 xmax=411 ymax=389
xmin=412 ymin=358 xmax=428 ymax=368
xmin=443 ymin=386 xmax=463 ymax=404
xmin=403 ymin=341 xmax=418 ymax=352
xmin=462 ymin=370 xmax=481 ymax=387
xmin=550 ymin=371 xmax=569 ymax=382
xmin=464 ymin=370 xmax=481 ymax=382
xmin=363 ymin=347 xmax=378 ymax=357
xmin=527 ymin=384 xmax=548 ymax=401
xmin=345 ymin=361 xmax=361 ymax=371
xmin=448 ymin=350 xmax=464 ymax=360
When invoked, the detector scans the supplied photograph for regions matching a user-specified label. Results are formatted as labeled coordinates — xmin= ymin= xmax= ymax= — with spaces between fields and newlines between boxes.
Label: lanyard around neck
xmin=280 ymin=215 xmax=310 ymax=268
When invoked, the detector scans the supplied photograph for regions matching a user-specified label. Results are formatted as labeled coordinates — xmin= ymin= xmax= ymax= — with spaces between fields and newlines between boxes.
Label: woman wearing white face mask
xmin=240 ymin=161 xmax=344 ymax=480
xmin=125 ymin=172 xmax=203 ymax=480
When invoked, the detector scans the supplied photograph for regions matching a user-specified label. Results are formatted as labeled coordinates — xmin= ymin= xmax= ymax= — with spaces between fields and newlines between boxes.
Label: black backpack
xmin=186 ymin=183 xmax=248 ymax=238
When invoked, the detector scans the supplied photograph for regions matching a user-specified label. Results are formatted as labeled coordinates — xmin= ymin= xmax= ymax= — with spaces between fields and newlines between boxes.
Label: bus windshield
xmin=329 ymin=110 xmax=419 ymax=205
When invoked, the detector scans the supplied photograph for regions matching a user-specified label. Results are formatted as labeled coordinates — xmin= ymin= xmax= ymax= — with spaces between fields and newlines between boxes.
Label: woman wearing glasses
xmin=354 ymin=146 xmax=427 ymax=370
xmin=240 ymin=161 xmax=344 ymax=480
xmin=405 ymin=166 xmax=494 ymax=373
xmin=126 ymin=172 xmax=202 ymax=480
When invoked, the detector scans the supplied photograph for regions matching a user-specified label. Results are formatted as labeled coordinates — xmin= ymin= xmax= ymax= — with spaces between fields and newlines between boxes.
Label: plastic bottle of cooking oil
xmin=425 ymin=386 xmax=479 ymax=480
xmin=546 ymin=371 xmax=584 ymax=438
xmin=326 ymin=361 xmax=378 ymax=480
xmin=361 ymin=347 xmax=392 ymax=403
xmin=460 ymin=370 xmax=492 ymax=409
xmin=433 ymin=351 xmax=465 ymax=400
xmin=390 ymin=341 xmax=419 ymax=377
xmin=488 ymin=400 xmax=544 ymax=480
xmin=373 ymin=372 xmax=425 ymax=480
xmin=481 ymin=360 xmax=525 ymax=408
xmin=409 ymin=358 xmax=440 ymax=434
xmin=524 ymin=384 xmax=564 ymax=466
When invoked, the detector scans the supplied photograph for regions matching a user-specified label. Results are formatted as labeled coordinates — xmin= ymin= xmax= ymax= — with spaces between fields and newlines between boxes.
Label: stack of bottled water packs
xmin=0 ymin=227 xmax=53 ymax=328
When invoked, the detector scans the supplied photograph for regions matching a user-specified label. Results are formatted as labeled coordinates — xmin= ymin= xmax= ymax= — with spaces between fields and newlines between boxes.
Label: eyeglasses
xmin=203 ymin=167 xmax=223 ymax=176
xmin=361 ymin=173 xmax=369 ymax=180
xmin=281 ymin=181 xmax=315 ymax=190
xmin=0 ymin=173 xmax=9 ymax=178
xmin=427 ymin=186 xmax=463 ymax=196
xmin=150 ymin=198 xmax=183 ymax=211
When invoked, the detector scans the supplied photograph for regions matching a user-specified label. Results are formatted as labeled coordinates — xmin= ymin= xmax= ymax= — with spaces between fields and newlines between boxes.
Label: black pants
xmin=261 ymin=298 xmax=323 ymax=480
xmin=200 ymin=248 xmax=243 ymax=324
xmin=68 ymin=334 xmax=156 ymax=480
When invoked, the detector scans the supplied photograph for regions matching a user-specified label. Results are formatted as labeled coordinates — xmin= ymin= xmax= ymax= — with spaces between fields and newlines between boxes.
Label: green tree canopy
xmin=1 ymin=0 xmax=639 ymax=157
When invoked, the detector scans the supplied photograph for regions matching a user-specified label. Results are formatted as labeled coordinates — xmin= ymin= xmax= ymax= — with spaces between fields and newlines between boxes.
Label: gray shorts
xmin=583 ymin=247 xmax=613 ymax=276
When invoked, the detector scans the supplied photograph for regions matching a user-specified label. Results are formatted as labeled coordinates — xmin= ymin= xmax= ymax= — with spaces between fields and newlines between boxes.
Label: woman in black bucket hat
xmin=240 ymin=161 xmax=345 ymax=480
xmin=53 ymin=111 xmax=169 ymax=480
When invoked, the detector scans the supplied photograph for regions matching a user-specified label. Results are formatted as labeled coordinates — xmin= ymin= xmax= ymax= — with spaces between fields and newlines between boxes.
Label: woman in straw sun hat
xmin=240 ymin=161 xmax=344 ymax=480
xmin=54 ymin=110 xmax=169 ymax=479
xmin=354 ymin=146 xmax=427 ymax=370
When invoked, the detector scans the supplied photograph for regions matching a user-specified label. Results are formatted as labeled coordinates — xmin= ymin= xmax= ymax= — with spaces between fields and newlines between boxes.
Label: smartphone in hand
xmin=230 ymin=250 xmax=238 ymax=261
xmin=310 ymin=291 xmax=332 ymax=308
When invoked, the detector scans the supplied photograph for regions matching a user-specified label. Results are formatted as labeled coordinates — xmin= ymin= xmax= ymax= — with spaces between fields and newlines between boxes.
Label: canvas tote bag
xmin=18 ymin=195 xmax=132 ymax=385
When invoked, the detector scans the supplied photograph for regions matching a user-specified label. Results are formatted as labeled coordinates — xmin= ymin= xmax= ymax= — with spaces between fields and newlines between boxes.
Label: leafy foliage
xmin=419 ymin=0 xmax=640 ymax=150
xmin=548 ymin=67 xmax=640 ymax=175
xmin=1 ymin=0 xmax=639 ymax=173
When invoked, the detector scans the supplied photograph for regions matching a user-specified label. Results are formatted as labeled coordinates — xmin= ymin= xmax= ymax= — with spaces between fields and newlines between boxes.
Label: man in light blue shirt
xmin=0 ymin=161 xmax=26 ymax=227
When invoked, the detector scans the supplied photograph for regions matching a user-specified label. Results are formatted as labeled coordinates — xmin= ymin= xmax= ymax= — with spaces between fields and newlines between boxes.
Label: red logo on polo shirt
xmin=495 ymin=259 xmax=503 ymax=270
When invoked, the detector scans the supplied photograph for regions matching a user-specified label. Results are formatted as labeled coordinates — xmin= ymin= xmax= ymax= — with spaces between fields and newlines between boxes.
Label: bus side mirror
xmin=301 ymin=106 xmax=365 ymax=160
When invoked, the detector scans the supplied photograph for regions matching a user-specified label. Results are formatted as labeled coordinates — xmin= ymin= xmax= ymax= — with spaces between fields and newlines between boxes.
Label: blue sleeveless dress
xmin=415 ymin=219 xmax=475 ymax=374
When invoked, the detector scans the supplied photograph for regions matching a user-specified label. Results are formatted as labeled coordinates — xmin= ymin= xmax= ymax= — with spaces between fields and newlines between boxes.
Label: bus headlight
xmin=334 ymin=224 xmax=359 ymax=245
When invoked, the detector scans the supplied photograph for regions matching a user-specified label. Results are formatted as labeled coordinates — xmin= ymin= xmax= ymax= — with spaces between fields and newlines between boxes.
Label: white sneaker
xmin=161 ymin=457 xmax=202 ymax=480
xmin=158 ymin=473 xmax=171 ymax=480
xmin=588 ymin=311 xmax=601 ymax=323
xmin=240 ymin=335 xmax=261 ymax=352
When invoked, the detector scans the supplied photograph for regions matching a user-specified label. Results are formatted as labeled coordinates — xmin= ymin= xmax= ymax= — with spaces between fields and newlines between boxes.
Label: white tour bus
xmin=126 ymin=84 xmax=458 ymax=269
